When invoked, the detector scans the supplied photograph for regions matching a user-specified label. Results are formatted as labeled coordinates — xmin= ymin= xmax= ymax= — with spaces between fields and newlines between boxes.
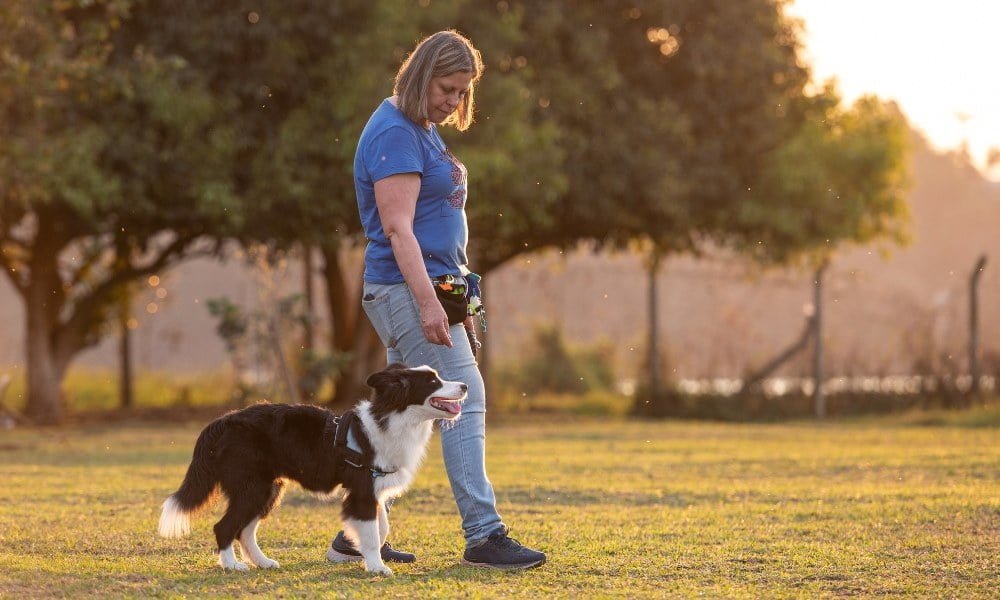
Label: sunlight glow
xmin=647 ymin=27 xmax=681 ymax=58
xmin=788 ymin=0 xmax=1000 ymax=179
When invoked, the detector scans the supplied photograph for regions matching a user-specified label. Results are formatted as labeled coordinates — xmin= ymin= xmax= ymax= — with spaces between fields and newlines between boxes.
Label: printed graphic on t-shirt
xmin=443 ymin=148 xmax=467 ymax=209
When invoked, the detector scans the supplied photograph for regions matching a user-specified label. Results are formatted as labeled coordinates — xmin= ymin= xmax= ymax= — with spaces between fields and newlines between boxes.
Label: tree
xmin=125 ymin=1 xmax=412 ymax=407
xmin=1 ymin=1 xmax=910 ymax=424
xmin=0 ymin=1 xmax=239 ymax=423
xmin=484 ymin=2 xmax=909 ymax=415
xmin=119 ymin=1 xmax=569 ymax=406
xmin=480 ymin=1 xmax=808 ymax=413
xmin=732 ymin=92 xmax=912 ymax=416
xmin=732 ymin=93 xmax=911 ymax=265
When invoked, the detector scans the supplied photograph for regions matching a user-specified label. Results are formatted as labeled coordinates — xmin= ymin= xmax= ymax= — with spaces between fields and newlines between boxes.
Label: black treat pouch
xmin=435 ymin=285 xmax=468 ymax=325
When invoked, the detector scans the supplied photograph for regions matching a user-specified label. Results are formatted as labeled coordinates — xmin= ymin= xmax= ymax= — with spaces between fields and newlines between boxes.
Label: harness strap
xmin=331 ymin=409 xmax=397 ymax=478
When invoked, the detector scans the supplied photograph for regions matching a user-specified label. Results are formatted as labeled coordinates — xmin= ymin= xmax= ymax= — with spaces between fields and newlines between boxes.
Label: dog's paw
xmin=365 ymin=563 xmax=393 ymax=576
xmin=255 ymin=557 xmax=280 ymax=569
xmin=223 ymin=561 xmax=250 ymax=572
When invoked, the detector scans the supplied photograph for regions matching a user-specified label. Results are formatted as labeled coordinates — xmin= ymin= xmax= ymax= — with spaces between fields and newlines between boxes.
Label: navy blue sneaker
xmin=462 ymin=527 xmax=546 ymax=570
xmin=326 ymin=530 xmax=416 ymax=564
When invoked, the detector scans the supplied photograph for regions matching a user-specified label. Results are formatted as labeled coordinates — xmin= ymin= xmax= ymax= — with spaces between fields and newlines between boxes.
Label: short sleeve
xmin=364 ymin=126 xmax=424 ymax=183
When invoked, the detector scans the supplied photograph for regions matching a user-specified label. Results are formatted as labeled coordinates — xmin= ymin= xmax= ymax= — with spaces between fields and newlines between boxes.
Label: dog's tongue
xmin=433 ymin=398 xmax=462 ymax=414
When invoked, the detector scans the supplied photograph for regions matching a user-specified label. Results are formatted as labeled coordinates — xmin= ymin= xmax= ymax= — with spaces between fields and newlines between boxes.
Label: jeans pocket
xmin=362 ymin=290 xmax=397 ymax=349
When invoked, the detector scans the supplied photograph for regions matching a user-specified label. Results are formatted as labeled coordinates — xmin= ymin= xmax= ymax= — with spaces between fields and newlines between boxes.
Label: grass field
xmin=0 ymin=413 xmax=997 ymax=598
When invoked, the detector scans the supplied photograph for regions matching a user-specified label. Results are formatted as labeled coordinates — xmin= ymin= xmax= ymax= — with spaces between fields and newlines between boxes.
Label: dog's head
xmin=365 ymin=363 xmax=467 ymax=427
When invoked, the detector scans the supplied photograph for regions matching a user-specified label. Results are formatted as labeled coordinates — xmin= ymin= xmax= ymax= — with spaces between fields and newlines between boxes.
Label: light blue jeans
xmin=361 ymin=279 xmax=505 ymax=547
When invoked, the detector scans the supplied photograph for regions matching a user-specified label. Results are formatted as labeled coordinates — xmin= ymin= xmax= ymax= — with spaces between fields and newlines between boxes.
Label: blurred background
xmin=1 ymin=0 xmax=997 ymax=424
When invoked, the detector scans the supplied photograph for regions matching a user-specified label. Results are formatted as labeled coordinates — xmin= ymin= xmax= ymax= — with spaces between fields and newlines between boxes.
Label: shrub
xmin=501 ymin=324 xmax=616 ymax=397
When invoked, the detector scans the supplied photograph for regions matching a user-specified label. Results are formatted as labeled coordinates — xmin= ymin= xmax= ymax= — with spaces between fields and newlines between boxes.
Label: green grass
xmin=0 ymin=416 xmax=997 ymax=598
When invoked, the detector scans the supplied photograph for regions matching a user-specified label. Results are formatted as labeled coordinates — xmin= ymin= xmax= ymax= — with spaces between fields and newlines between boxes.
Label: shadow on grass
xmin=497 ymin=486 xmax=696 ymax=508
xmin=4 ymin=557 xmax=541 ymax=597
xmin=277 ymin=485 xmax=699 ymax=510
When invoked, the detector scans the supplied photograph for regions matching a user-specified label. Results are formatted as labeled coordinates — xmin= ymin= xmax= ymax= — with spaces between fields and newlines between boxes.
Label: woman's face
xmin=426 ymin=71 xmax=474 ymax=124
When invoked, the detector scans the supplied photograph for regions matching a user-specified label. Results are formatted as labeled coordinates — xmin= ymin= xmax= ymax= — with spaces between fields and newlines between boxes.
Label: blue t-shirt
xmin=355 ymin=99 xmax=469 ymax=284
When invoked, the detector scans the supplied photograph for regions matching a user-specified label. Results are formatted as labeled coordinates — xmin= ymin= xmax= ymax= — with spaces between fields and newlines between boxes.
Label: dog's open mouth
xmin=429 ymin=397 xmax=463 ymax=415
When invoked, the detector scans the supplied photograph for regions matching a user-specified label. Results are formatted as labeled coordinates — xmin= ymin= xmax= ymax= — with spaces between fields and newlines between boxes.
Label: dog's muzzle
xmin=429 ymin=396 xmax=464 ymax=416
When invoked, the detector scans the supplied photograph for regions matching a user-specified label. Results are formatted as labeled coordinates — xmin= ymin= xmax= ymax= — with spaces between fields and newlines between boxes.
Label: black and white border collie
xmin=157 ymin=363 xmax=466 ymax=575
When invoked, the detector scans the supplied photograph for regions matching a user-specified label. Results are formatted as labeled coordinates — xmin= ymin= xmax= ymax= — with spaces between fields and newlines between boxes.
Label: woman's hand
xmin=419 ymin=297 xmax=453 ymax=347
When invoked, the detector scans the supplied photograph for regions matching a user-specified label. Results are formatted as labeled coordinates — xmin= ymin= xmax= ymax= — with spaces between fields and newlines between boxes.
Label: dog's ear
xmin=366 ymin=368 xmax=411 ymax=410
xmin=366 ymin=365 xmax=408 ymax=390
xmin=365 ymin=371 xmax=390 ymax=389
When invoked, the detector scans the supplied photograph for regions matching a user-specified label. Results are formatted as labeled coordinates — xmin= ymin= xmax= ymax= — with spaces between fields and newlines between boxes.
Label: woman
xmin=326 ymin=31 xmax=546 ymax=570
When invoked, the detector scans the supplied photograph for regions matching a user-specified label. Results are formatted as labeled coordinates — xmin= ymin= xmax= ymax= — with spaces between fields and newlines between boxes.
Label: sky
xmin=786 ymin=0 xmax=1000 ymax=180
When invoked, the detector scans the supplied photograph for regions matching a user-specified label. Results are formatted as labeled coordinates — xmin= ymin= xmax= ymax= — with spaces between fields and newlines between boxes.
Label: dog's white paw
xmin=365 ymin=563 xmax=393 ymax=576
xmin=219 ymin=546 xmax=250 ymax=571
xmin=255 ymin=557 xmax=280 ymax=569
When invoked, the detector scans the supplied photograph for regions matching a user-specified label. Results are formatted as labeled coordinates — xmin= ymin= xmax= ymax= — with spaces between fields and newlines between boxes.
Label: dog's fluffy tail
xmin=158 ymin=496 xmax=191 ymax=538
xmin=158 ymin=419 xmax=224 ymax=538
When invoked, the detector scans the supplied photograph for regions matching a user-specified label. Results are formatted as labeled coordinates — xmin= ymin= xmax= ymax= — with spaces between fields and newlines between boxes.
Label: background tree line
xmin=0 ymin=0 xmax=908 ymax=423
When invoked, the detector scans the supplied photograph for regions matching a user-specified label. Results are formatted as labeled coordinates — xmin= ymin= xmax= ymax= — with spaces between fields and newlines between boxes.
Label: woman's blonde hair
xmin=394 ymin=30 xmax=484 ymax=131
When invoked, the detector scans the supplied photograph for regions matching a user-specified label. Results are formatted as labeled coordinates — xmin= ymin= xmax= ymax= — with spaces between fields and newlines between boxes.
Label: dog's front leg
xmin=377 ymin=502 xmax=390 ymax=548
xmin=344 ymin=517 xmax=391 ymax=575
xmin=343 ymin=490 xmax=391 ymax=575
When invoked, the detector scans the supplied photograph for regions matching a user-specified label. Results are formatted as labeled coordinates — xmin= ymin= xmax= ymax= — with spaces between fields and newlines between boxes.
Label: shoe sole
xmin=327 ymin=547 xmax=417 ymax=564
xmin=326 ymin=548 xmax=362 ymax=563
xmin=461 ymin=557 xmax=546 ymax=570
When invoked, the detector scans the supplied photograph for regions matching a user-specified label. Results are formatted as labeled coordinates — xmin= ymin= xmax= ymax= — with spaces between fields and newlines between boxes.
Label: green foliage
xmin=124 ymin=1 xmax=408 ymax=249
xmin=499 ymin=390 xmax=633 ymax=418
xmin=500 ymin=324 xmax=616 ymax=396
xmin=436 ymin=2 xmax=569 ymax=270
xmin=1 ymin=0 xmax=244 ymax=421
xmin=483 ymin=0 xmax=812 ymax=261
xmin=206 ymin=292 xmax=346 ymax=405
xmin=1 ymin=0 xmax=914 ymax=423
xmin=205 ymin=298 xmax=247 ymax=353
xmin=1 ymin=1 xmax=240 ymax=238
xmin=295 ymin=349 xmax=345 ymax=403
xmin=1 ymin=420 xmax=997 ymax=597
xmin=734 ymin=90 xmax=912 ymax=265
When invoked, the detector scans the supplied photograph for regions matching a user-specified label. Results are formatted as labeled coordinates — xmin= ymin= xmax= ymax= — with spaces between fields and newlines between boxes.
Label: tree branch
xmin=52 ymin=235 xmax=215 ymax=369
xmin=738 ymin=314 xmax=816 ymax=396
xmin=63 ymin=235 xmax=116 ymax=292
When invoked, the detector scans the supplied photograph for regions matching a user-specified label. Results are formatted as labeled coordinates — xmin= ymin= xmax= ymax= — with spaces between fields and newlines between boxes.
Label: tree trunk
xmin=269 ymin=317 xmax=302 ymax=405
xmin=969 ymin=254 xmax=987 ymax=400
xmin=115 ymin=233 xmax=134 ymax=409
xmin=322 ymin=244 xmax=385 ymax=408
xmin=634 ymin=249 xmax=667 ymax=416
xmin=303 ymin=244 xmax=315 ymax=351
xmin=321 ymin=245 xmax=354 ymax=352
xmin=0 ymin=373 xmax=19 ymax=428
xmin=648 ymin=252 xmax=661 ymax=411
xmin=119 ymin=306 xmax=134 ymax=409
xmin=332 ymin=311 xmax=383 ymax=410
xmin=812 ymin=261 xmax=828 ymax=419
xmin=24 ymin=298 xmax=64 ymax=425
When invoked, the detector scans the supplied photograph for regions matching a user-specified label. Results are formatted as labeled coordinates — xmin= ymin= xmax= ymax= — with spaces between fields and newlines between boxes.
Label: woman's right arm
xmin=374 ymin=174 xmax=453 ymax=347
